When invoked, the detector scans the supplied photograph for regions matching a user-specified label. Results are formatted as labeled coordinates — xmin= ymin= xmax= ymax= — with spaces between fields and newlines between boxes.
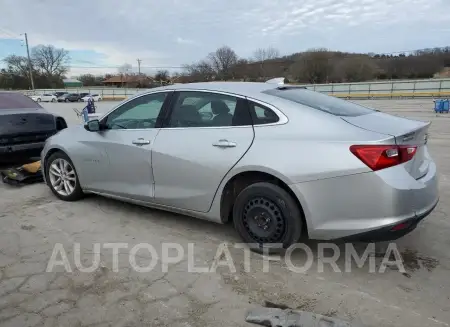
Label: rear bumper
xmin=337 ymin=197 xmax=438 ymax=242
xmin=289 ymin=160 xmax=439 ymax=240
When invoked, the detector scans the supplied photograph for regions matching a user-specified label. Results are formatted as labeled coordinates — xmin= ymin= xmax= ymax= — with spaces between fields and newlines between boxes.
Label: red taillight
xmin=350 ymin=145 xmax=417 ymax=171
xmin=390 ymin=222 xmax=412 ymax=231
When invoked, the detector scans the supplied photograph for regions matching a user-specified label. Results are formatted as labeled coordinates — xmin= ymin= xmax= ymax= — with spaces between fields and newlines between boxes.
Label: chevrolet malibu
xmin=41 ymin=81 xmax=439 ymax=253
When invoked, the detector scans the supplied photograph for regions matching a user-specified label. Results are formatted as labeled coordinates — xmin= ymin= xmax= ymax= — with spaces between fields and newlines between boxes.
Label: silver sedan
xmin=41 ymin=81 xmax=439 ymax=253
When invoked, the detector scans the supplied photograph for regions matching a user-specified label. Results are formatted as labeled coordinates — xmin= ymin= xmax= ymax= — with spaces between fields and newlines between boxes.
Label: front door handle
xmin=212 ymin=139 xmax=237 ymax=148
xmin=132 ymin=138 xmax=151 ymax=146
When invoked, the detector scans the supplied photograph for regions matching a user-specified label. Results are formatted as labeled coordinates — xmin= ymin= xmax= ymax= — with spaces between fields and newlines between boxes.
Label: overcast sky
xmin=1 ymin=0 xmax=449 ymax=77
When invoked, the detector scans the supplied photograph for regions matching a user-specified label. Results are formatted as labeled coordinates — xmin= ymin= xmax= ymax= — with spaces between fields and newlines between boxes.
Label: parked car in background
xmin=32 ymin=93 xmax=58 ymax=102
xmin=54 ymin=92 xmax=68 ymax=98
xmin=0 ymin=92 xmax=67 ymax=161
xmin=30 ymin=95 xmax=41 ymax=102
xmin=82 ymin=94 xmax=102 ymax=102
xmin=58 ymin=93 xmax=81 ymax=102
xmin=79 ymin=92 xmax=90 ymax=99
xmin=41 ymin=81 xmax=438 ymax=254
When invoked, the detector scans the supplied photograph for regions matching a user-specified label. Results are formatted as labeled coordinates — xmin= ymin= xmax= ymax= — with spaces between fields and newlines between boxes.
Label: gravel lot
xmin=0 ymin=99 xmax=449 ymax=327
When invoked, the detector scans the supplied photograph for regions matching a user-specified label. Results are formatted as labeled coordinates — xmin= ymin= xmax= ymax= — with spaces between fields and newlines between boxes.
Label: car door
xmin=82 ymin=91 xmax=172 ymax=201
xmin=151 ymin=90 xmax=255 ymax=212
xmin=42 ymin=94 xmax=50 ymax=101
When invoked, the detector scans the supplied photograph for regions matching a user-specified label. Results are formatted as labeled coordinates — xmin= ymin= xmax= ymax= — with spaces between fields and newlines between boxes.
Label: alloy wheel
xmin=48 ymin=158 xmax=77 ymax=196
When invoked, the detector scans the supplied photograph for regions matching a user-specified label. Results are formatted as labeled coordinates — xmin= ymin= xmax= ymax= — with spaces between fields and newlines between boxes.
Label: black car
xmin=0 ymin=92 xmax=67 ymax=160
xmin=79 ymin=92 xmax=90 ymax=98
xmin=58 ymin=93 xmax=81 ymax=102
xmin=54 ymin=91 xmax=68 ymax=98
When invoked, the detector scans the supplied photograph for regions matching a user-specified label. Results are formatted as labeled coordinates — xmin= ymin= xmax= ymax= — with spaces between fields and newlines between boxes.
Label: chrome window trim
xmin=159 ymin=88 xmax=288 ymax=130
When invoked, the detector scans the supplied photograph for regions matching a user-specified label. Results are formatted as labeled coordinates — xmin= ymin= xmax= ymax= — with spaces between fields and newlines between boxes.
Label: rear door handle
xmin=132 ymin=138 xmax=151 ymax=146
xmin=212 ymin=139 xmax=237 ymax=148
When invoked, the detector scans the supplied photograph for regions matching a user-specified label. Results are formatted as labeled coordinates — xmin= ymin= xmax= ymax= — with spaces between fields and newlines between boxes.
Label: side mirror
xmin=84 ymin=119 xmax=100 ymax=132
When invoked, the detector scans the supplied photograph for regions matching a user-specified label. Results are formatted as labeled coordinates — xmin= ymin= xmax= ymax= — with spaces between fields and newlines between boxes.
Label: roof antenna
xmin=265 ymin=77 xmax=285 ymax=85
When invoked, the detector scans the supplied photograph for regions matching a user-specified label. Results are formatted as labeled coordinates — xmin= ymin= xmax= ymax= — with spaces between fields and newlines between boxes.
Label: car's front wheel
xmin=37 ymin=98 xmax=41 ymax=102
xmin=65 ymin=99 xmax=69 ymax=102
xmin=233 ymin=182 xmax=303 ymax=254
xmin=52 ymin=98 xmax=56 ymax=102
xmin=45 ymin=151 xmax=84 ymax=201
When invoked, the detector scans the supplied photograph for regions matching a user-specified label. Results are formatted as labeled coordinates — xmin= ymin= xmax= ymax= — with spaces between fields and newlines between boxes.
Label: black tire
xmin=52 ymin=98 xmax=56 ymax=102
xmin=65 ymin=99 xmax=69 ymax=102
xmin=233 ymin=182 xmax=303 ymax=255
xmin=45 ymin=151 xmax=84 ymax=201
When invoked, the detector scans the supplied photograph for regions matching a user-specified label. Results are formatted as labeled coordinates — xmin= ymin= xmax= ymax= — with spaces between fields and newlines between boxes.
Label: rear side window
xmin=0 ymin=93 xmax=42 ymax=109
xmin=248 ymin=101 xmax=279 ymax=125
xmin=263 ymin=88 xmax=374 ymax=117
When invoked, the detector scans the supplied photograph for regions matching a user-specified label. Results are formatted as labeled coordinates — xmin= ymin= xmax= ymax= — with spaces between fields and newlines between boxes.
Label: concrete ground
xmin=0 ymin=99 xmax=449 ymax=327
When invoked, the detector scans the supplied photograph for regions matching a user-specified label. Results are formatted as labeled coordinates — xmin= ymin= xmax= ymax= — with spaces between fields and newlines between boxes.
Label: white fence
xmin=14 ymin=77 xmax=450 ymax=100
xmin=303 ymin=78 xmax=450 ymax=98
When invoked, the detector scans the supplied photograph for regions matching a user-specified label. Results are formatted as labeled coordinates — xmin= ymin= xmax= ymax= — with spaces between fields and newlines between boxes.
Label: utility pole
xmin=24 ymin=33 xmax=35 ymax=90
xmin=137 ymin=59 xmax=142 ymax=75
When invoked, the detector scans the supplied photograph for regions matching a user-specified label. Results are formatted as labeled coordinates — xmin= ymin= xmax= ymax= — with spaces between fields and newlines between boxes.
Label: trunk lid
xmin=342 ymin=112 xmax=430 ymax=179
xmin=0 ymin=110 xmax=56 ymax=136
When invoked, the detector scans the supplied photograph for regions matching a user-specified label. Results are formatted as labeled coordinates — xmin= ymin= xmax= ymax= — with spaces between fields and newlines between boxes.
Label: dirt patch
xmin=221 ymin=272 xmax=318 ymax=313
xmin=20 ymin=224 xmax=35 ymax=231
xmin=375 ymin=248 xmax=439 ymax=273
xmin=400 ymin=249 xmax=439 ymax=272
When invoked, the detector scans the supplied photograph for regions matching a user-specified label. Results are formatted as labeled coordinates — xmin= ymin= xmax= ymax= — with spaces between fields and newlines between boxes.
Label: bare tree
xmin=2 ymin=55 xmax=30 ymax=76
xmin=154 ymin=70 xmax=170 ymax=85
xmin=182 ymin=60 xmax=216 ymax=81
xmin=252 ymin=47 xmax=280 ymax=62
xmin=78 ymin=74 xmax=97 ymax=86
xmin=251 ymin=47 xmax=281 ymax=78
xmin=288 ymin=48 xmax=333 ymax=83
xmin=336 ymin=56 xmax=378 ymax=82
xmin=31 ymin=45 xmax=69 ymax=77
xmin=208 ymin=46 xmax=238 ymax=79
xmin=118 ymin=63 xmax=132 ymax=75
xmin=117 ymin=63 xmax=132 ymax=86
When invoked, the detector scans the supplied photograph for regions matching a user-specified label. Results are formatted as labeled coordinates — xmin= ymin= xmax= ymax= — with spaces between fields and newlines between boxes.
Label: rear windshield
xmin=0 ymin=93 xmax=42 ymax=110
xmin=263 ymin=88 xmax=374 ymax=117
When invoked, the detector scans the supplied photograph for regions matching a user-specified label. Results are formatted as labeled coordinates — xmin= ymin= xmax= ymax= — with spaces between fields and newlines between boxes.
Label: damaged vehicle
xmin=40 ymin=81 xmax=438 ymax=253
xmin=0 ymin=92 xmax=67 ymax=161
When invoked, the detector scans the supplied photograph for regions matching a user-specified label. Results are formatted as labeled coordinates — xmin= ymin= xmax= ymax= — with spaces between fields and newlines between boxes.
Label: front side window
xmin=167 ymin=91 xmax=252 ymax=127
xmin=104 ymin=92 xmax=168 ymax=129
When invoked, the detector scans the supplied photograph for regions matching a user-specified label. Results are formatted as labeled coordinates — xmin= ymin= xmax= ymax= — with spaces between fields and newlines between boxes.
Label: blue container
xmin=443 ymin=99 xmax=449 ymax=111
xmin=434 ymin=99 xmax=449 ymax=113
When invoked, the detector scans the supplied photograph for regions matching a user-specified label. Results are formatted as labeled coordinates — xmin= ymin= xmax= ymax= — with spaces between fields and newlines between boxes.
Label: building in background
xmin=102 ymin=75 xmax=155 ymax=88
xmin=63 ymin=78 xmax=83 ymax=88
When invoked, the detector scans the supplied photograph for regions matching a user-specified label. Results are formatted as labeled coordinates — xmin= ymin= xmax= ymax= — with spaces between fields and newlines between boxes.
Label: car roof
xmin=0 ymin=91 xmax=45 ymax=110
xmin=146 ymin=82 xmax=281 ymax=100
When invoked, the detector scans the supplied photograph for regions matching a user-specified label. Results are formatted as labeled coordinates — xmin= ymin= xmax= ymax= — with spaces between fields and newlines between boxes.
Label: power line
xmin=0 ymin=27 xmax=21 ymax=39
xmin=67 ymin=65 xmax=183 ymax=69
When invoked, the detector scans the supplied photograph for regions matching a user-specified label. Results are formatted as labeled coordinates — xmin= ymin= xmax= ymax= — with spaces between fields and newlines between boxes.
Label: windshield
xmin=0 ymin=93 xmax=42 ymax=109
xmin=263 ymin=88 xmax=375 ymax=117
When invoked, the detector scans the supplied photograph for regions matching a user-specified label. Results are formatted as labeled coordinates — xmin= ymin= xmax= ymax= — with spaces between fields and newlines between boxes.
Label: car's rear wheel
xmin=52 ymin=98 xmax=56 ymax=102
xmin=65 ymin=99 xmax=69 ymax=102
xmin=45 ymin=151 xmax=84 ymax=201
xmin=233 ymin=182 xmax=303 ymax=254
